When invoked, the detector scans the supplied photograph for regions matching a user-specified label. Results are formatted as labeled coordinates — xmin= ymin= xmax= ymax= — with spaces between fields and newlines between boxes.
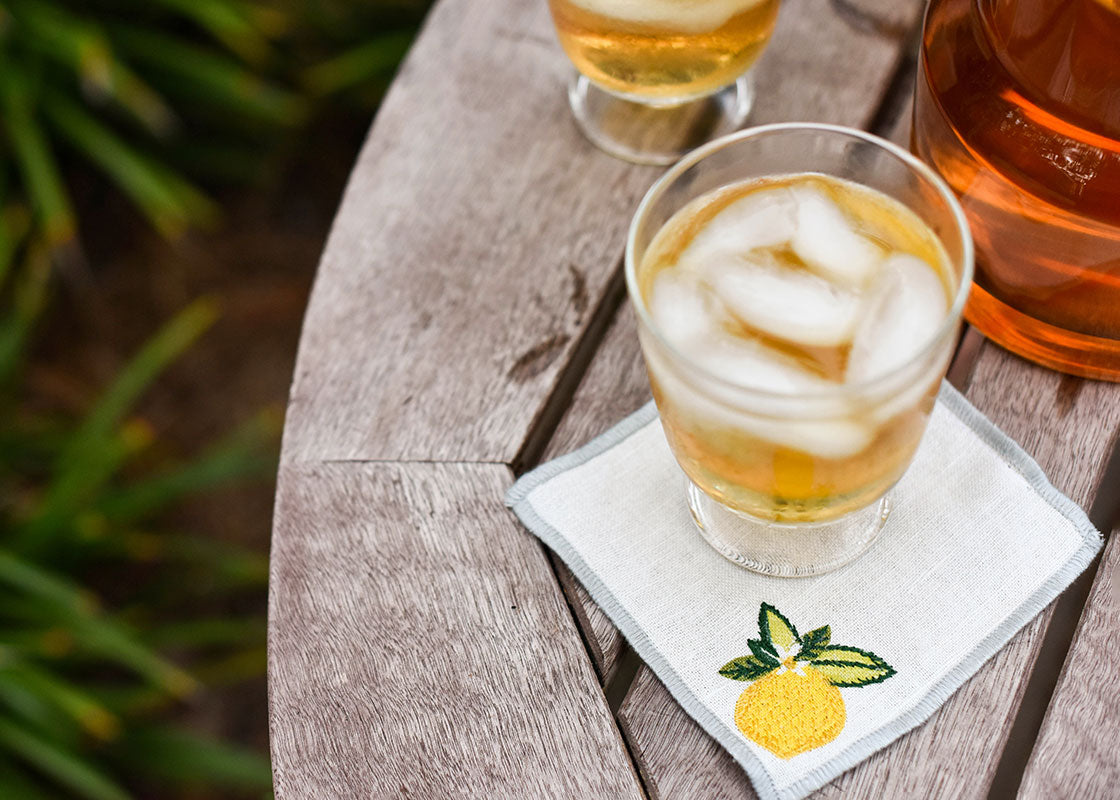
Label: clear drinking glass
xmin=626 ymin=124 xmax=973 ymax=576
xmin=547 ymin=0 xmax=782 ymax=165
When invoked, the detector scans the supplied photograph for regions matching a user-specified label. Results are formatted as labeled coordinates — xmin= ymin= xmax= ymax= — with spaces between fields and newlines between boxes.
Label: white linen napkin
xmin=506 ymin=382 xmax=1101 ymax=800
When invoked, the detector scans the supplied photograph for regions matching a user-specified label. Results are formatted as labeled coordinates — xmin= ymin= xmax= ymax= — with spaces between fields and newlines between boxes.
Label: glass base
xmin=687 ymin=481 xmax=891 ymax=577
xmin=567 ymin=72 xmax=754 ymax=166
xmin=966 ymin=284 xmax=1120 ymax=382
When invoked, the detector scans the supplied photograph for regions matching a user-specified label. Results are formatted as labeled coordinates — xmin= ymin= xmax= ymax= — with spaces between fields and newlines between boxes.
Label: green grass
xmin=0 ymin=0 xmax=433 ymax=795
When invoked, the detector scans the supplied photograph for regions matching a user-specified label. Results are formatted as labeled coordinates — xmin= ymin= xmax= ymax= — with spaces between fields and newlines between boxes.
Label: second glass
xmin=627 ymin=124 xmax=973 ymax=576
xmin=548 ymin=0 xmax=781 ymax=165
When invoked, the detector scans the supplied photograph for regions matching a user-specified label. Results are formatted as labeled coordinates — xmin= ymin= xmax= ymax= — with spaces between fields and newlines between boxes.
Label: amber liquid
xmin=913 ymin=0 xmax=1120 ymax=379
xmin=548 ymin=0 xmax=780 ymax=102
xmin=638 ymin=176 xmax=952 ymax=523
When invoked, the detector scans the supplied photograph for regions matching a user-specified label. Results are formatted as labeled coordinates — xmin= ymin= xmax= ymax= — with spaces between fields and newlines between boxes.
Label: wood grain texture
xmin=1018 ymin=530 xmax=1120 ymax=800
xmin=281 ymin=0 xmax=662 ymax=465
xmin=621 ymin=669 xmax=759 ymax=800
xmin=732 ymin=0 xmax=917 ymax=127
xmin=267 ymin=461 xmax=643 ymax=799
xmin=829 ymin=0 xmax=921 ymax=38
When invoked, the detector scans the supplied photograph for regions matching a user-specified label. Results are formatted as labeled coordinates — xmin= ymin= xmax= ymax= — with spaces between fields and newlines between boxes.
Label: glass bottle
xmin=913 ymin=0 xmax=1120 ymax=379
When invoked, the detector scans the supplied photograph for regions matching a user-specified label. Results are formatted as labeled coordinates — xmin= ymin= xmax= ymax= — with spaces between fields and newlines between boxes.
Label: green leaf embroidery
xmin=748 ymin=638 xmax=779 ymax=666
xmin=809 ymin=646 xmax=895 ymax=687
xmin=719 ymin=604 xmax=895 ymax=695
xmin=798 ymin=625 xmax=831 ymax=660
xmin=719 ymin=655 xmax=777 ymax=682
xmin=759 ymin=603 xmax=799 ymax=651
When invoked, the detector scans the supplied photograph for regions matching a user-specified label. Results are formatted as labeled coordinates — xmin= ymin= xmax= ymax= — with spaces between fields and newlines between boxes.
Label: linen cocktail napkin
xmin=505 ymin=383 xmax=1101 ymax=800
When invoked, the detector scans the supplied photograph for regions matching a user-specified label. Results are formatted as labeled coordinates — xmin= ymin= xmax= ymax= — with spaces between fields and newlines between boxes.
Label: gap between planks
xmin=513 ymin=260 xmax=628 ymax=477
xmin=943 ymin=329 xmax=1120 ymax=797
xmin=986 ymin=432 xmax=1120 ymax=799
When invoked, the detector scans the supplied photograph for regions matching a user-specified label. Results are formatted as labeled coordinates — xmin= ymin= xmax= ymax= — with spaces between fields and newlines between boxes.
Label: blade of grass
xmin=0 ymin=753 xmax=60 ymax=799
xmin=0 ymin=661 xmax=119 ymax=740
xmin=303 ymin=31 xmax=415 ymax=95
xmin=0 ymin=64 xmax=75 ymax=247
xmin=16 ymin=297 xmax=218 ymax=550
xmin=0 ymin=204 xmax=31 ymax=292
xmin=0 ymin=628 xmax=75 ymax=659
xmin=0 ymin=243 xmax=51 ymax=382
xmin=43 ymin=91 xmax=216 ymax=237
xmin=108 ymin=24 xmax=306 ymax=125
xmin=67 ymin=616 xmax=197 ymax=698
xmin=0 ymin=681 xmax=81 ymax=749
xmin=115 ymin=724 xmax=271 ymax=790
xmin=143 ymin=617 xmax=265 ymax=650
xmin=0 ymin=601 xmax=201 ymax=699
xmin=156 ymin=535 xmax=269 ymax=587
xmin=14 ymin=423 xmax=150 ymax=553
xmin=148 ymin=0 xmax=273 ymax=64
xmin=8 ymin=0 xmax=176 ymax=135
xmin=0 ymin=548 xmax=96 ymax=614
xmin=97 ymin=410 xmax=278 ymax=523
xmin=192 ymin=645 xmax=266 ymax=686
xmin=0 ymin=716 xmax=131 ymax=800
xmin=0 ymin=551 xmax=194 ymax=694
xmin=86 ymin=686 xmax=168 ymax=718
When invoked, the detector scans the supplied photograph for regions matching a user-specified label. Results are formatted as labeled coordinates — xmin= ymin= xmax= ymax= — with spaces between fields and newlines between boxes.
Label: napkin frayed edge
xmin=505 ymin=381 xmax=1102 ymax=800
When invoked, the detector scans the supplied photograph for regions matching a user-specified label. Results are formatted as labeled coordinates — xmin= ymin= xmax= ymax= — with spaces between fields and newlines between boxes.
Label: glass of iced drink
xmin=547 ymin=0 xmax=781 ymax=165
xmin=627 ymin=124 xmax=973 ymax=576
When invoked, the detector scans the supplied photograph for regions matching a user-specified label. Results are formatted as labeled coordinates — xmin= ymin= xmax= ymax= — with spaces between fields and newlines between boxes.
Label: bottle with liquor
xmin=913 ymin=0 xmax=1120 ymax=379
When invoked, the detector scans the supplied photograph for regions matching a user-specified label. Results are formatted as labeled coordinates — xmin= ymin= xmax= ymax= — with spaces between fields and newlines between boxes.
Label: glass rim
xmin=624 ymin=121 xmax=975 ymax=401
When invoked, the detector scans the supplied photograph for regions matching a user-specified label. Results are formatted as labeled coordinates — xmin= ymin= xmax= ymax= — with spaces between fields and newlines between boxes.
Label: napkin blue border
xmin=505 ymin=381 xmax=1102 ymax=800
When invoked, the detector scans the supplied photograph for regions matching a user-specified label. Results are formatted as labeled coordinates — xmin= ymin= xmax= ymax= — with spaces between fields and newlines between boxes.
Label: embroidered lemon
xmin=719 ymin=604 xmax=894 ymax=759
xmin=733 ymin=665 xmax=845 ymax=758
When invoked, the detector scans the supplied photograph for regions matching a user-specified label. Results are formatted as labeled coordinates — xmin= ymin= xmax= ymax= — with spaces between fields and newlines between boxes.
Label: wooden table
xmin=266 ymin=1 xmax=1120 ymax=796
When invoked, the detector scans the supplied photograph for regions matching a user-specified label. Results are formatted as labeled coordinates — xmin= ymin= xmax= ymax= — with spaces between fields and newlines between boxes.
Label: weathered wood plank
xmin=280 ymin=0 xmax=662 ymax=464
xmin=621 ymin=669 xmax=758 ymax=799
xmin=532 ymin=0 xmax=928 ymax=688
xmin=829 ymin=0 xmax=919 ymax=38
xmin=612 ymin=349 xmax=1120 ymax=800
xmin=1018 ymin=525 xmax=1120 ymax=799
xmin=267 ymin=462 xmax=643 ymax=798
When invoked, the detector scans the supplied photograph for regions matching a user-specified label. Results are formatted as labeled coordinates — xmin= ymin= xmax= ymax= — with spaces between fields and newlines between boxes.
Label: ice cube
xmin=644 ymin=332 xmax=873 ymax=458
xmin=693 ymin=333 xmax=829 ymax=394
xmin=649 ymin=271 xmax=719 ymax=348
xmin=766 ymin=419 xmax=874 ymax=459
xmin=847 ymin=253 xmax=950 ymax=384
xmin=706 ymin=253 xmax=862 ymax=347
xmin=791 ymin=187 xmax=884 ymax=287
xmin=696 ymin=340 xmax=873 ymax=457
xmin=677 ymin=187 xmax=798 ymax=271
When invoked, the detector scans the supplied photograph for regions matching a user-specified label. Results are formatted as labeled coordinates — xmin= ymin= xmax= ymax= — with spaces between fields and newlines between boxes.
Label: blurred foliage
xmin=0 ymin=0 xmax=434 ymax=797
xmin=0 ymin=0 xmax=432 ymax=259
xmin=0 ymin=295 xmax=279 ymax=798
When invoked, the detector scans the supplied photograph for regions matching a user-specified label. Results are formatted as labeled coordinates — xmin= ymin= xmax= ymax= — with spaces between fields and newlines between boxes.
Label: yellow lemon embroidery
xmin=719 ymin=603 xmax=894 ymax=759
